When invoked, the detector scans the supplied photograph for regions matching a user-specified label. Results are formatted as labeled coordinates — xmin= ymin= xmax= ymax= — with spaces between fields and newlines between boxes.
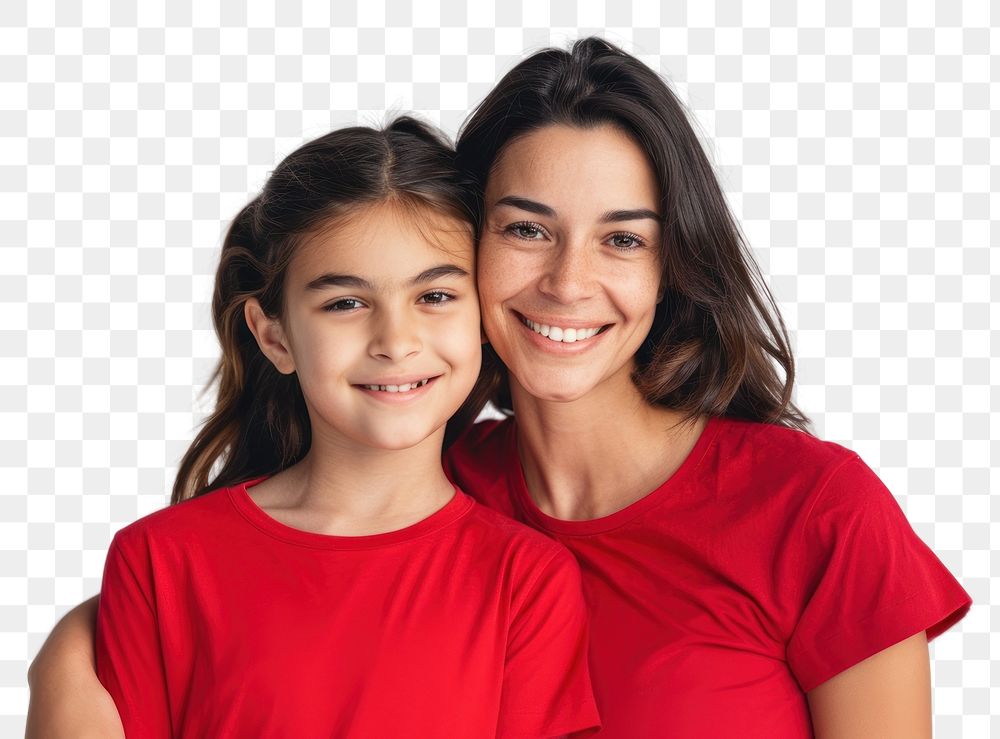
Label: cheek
xmin=616 ymin=260 xmax=662 ymax=317
xmin=477 ymin=241 xmax=533 ymax=308
xmin=475 ymin=242 xmax=504 ymax=300
xmin=436 ymin=305 xmax=482 ymax=361
xmin=294 ymin=335 xmax=350 ymax=381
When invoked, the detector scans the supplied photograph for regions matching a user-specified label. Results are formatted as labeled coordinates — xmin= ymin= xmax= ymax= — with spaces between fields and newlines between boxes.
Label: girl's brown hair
xmin=172 ymin=117 xmax=484 ymax=503
xmin=457 ymin=37 xmax=809 ymax=430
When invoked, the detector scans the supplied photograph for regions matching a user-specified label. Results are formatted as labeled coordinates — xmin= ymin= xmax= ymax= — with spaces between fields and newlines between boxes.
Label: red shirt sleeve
xmin=786 ymin=455 xmax=972 ymax=692
xmin=95 ymin=529 xmax=173 ymax=738
xmin=497 ymin=546 xmax=601 ymax=738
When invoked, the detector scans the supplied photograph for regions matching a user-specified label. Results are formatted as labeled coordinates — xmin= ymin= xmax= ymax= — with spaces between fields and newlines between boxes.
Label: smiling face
xmin=478 ymin=124 xmax=663 ymax=404
xmin=248 ymin=200 xmax=482 ymax=453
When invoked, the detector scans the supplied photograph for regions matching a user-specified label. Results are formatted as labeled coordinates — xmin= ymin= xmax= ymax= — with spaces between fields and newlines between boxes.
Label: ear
xmin=244 ymin=298 xmax=296 ymax=375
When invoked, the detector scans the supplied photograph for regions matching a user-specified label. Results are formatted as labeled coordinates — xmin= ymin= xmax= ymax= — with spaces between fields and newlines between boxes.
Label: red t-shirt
xmin=95 ymin=480 xmax=600 ymax=738
xmin=445 ymin=416 xmax=971 ymax=738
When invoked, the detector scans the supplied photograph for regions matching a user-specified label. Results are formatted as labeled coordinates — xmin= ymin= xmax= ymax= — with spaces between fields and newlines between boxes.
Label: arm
xmin=807 ymin=631 xmax=931 ymax=739
xmin=786 ymin=456 xmax=969 ymax=723
xmin=26 ymin=596 xmax=125 ymax=739
xmin=497 ymin=548 xmax=600 ymax=739
xmin=94 ymin=533 xmax=173 ymax=738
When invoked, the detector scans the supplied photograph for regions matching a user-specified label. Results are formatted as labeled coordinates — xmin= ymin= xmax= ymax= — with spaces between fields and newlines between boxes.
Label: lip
xmin=515 ymin=311 xmax=609 ymax=331
xmin=356 ymin=374 xmax=438 ymax=387
xmin=513 ymin=311 xmax=611 ymax=354
xmin=353 ymin=375 xmax=440 ymax=403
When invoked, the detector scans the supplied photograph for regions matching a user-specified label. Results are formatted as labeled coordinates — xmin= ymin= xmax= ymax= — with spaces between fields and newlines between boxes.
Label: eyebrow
xmin=411 ymin=264 xmax=470 ymax=284
xmin=304 ymin=264 xmax=469 ymax=292
xmin=493 ymin=196 xmax=556 ymax=218
xmin=493 ymin=196 xmax=662 ymax=223
xmin=601 ymin=208 xmax=663 ymax=224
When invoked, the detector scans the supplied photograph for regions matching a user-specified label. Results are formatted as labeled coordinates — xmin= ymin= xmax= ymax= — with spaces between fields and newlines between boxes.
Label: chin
xmin=371 ymin=428 xmax=439 ymax=451
xmin=515 ymin=374 xmax=598 ymax=404
xmin=336 ymin=417 xmax=437 ymax=452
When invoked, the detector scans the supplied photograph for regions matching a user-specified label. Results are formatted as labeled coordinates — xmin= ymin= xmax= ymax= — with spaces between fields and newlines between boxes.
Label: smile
xmin=359 ymin=378 xmax=432 ymax=393
xmin=519 ymin=316 xmax=606 ymax=344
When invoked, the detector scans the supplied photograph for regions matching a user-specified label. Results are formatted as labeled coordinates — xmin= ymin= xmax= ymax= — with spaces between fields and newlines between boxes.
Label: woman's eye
xmin=609 ymin=232 xmax=645 ymax=250
xmin=324 ymin=298 xmax=364 ymax=312
xmin=506 ymin=222 xmax=546 ymax=240
xmin=420 ymin=291 xmax=455 ymax=305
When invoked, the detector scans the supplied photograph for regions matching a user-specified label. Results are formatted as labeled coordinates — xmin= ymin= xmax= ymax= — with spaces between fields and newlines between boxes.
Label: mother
xmin=28 ymin=38 xmax=969 ymax=737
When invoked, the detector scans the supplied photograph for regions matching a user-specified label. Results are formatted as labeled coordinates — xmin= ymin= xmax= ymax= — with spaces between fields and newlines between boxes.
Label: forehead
xmin=290 ymin=201 xmax=474 ymax=283
xmin=487 ymin=124 xmax=660 ymax=214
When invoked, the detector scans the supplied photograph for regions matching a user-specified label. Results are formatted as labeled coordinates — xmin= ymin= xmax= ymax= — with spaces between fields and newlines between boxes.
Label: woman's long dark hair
xmin=457 ymin=37 xmax=809 ymax=430
xmin=172 ymin=117 xmax=485 ymax=503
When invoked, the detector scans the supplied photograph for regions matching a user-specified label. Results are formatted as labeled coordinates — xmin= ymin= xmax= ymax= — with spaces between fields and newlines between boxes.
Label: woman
xmin=28 ymin=38 xmax=969 ymax=738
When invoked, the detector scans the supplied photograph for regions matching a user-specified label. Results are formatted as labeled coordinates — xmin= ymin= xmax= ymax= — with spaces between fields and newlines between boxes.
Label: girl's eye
xmin=324 ymin=298 xmax=364 ymax=312
xmin=419 ymin=291 xmax=455 ymax=305
xmin=505 ymin=221 xmax=546 ymax=240
xmin=608 ymin=232 xmax=645 ymax=251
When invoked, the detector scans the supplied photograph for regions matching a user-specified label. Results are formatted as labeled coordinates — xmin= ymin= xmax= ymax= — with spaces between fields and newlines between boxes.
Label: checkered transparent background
xmin=2 ymin=0 xmax=996 ymax=735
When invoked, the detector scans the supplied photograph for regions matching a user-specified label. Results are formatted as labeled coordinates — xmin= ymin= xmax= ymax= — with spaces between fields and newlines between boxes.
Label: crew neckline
xmin=505 ymin=415 xmax=723 ymax=536
xmin=227 ymin=477 xmax=475 ymax=550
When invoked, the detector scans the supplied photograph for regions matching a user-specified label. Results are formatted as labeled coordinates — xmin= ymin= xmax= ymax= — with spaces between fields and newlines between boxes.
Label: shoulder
xmin=463 ymin=495 xmax=568 ymax=556
xmin=714 ymin=416 xmax=857 ymax=469
xmin=101 ymin=486 xmax=237 ymax=594
xmin=693 ymin=416 xmax=897 ymax=540
xmin=111 ymin=485 xmax=235 ymax=553
xmin=711 ymin=419 xmax=924 ymax=560
xmin=710 ymin=416 xmax=865 ymax=492
xmin=458 ymin=494 xmax=576 ymax=571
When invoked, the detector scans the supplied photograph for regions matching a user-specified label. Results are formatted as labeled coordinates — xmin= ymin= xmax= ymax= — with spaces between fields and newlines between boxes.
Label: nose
xmin=368 ymin=308 xmax=422 ymax=361
xmin=536 ymin=237 xmax=597 ymax=304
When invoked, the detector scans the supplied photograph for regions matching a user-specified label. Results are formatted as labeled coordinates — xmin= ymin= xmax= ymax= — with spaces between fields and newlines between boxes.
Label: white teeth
xmin=362 ymin=378 xmax=430 ymax=392
xmin=522 ymin=317 xmax=603 ymax=344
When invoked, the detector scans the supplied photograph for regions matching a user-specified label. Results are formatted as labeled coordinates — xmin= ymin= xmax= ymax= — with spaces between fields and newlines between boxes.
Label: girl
xmin=54 ymin=118 xmax=600 ymax=738
xmin=28 ymin=38 xmax=970 ymax=738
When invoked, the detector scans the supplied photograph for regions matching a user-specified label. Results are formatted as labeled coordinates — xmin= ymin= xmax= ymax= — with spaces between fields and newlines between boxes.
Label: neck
xmin=510 ymin=373 xmax=705 ymax=520
xmin=250 ymin=428 xmax=455 ymax=536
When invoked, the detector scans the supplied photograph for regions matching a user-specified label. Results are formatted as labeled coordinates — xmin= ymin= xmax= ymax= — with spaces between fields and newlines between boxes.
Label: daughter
xmin=85 ymin=118 xmax=599 ymax=737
